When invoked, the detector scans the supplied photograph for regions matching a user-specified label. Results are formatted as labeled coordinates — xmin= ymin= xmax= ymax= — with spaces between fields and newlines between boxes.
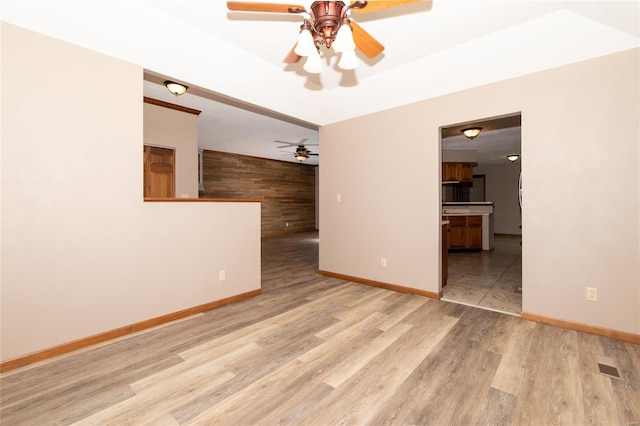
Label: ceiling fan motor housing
xmin=309 ymin=1 xmax=347 ymax=48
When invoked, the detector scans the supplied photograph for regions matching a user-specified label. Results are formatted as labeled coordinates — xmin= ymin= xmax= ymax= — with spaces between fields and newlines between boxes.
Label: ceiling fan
xmin=226 ymin=1 xmax=423 ymax=73
xmin=275 ymin=139 xmax=318 ymax=161
xmin=293 ymin=144 xmax=319 ymax=161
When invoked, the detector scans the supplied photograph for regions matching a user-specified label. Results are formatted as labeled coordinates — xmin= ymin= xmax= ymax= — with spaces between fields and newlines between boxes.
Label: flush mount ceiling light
xmin=164 ymin=80 xmax=188 ymax=96
xmin=461 ymin=127 xmax=482 ymax=140
xmin=227 ymin=1 xmax=423 ymax=74
xmin=507 ymin=154 xmax=520 ymax=162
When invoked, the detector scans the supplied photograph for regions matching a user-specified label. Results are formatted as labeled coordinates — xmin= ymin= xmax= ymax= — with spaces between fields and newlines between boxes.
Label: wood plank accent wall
xmin=200 ymin=150 xmax=316 ymax=237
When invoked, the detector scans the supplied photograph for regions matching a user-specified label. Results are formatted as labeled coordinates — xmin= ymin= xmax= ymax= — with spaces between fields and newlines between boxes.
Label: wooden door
xmin=144 ymin=145 xmax=175 ymax=198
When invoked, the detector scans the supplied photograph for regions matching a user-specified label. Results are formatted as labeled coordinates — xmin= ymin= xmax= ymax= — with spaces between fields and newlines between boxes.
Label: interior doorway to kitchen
xmin=440 ymin=113 xmax=522 ymax=316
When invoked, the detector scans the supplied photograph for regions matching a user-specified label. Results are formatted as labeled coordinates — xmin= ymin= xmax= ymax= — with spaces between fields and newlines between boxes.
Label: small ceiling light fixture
xmin=461 ymin=127 xmax=482 ymax=140
xmin=507 ymin=154 xmax=520 ymax=162
xmin=164 ymin=80 xmax=188 ymax=96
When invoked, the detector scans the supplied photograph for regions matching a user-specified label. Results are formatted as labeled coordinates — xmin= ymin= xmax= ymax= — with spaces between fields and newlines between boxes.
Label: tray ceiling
xmin=2 ymin=1 xmax=638 ymax=165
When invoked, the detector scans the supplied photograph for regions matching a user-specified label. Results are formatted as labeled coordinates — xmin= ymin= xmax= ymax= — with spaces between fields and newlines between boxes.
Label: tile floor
xmin=442 ymin=234 xmax=522 ymax=316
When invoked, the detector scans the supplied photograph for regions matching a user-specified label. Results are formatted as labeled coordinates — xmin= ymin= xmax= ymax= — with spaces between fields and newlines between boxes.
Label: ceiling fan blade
xmin=275 ymin=138 xmax=314 ymax=148
xmin=351 ymin=0 xmax=423 ymax=13
xmin=227 ymin=2 xmax=306 ymax=13
xmin=283 ymin=45 xmax=302 ymax=63
xmin=351 ymin=21 xmax=384 ymax=59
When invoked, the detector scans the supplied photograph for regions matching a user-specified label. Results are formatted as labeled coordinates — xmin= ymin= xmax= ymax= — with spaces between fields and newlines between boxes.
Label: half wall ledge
xmin=144 ymin=198 xmax=262 ymax=202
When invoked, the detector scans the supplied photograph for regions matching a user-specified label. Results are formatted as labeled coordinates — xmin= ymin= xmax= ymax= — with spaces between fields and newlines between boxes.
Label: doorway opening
xmin=440 ymin=113 xmax=522 ymax=316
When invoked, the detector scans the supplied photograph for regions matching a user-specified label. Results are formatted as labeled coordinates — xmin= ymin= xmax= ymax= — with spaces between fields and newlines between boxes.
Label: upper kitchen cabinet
xmin=442 ymin=162 xmax=473 ymax=183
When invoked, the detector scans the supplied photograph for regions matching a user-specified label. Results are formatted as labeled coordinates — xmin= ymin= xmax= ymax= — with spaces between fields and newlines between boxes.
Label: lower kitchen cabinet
xmin=444 ymin=215 xmax=483 ymax=250
xmin=448 ymin=216 xmax=467 ymax=249
xmin=466 ymin=215 xmax=483 ymax=248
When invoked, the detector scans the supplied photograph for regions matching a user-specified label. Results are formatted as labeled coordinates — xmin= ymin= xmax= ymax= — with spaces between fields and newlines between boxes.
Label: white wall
xmin=442 ymin=150 xmax=478 ymax=163
xmin=144 ymin=103 xmax=199 ymax=198
xmin=0 ymin=23 xmax=261 ymax=361
xmin=320 ymin=48 xmax=639 ymax=335
xmin=475 ymin=163 xmax=522 ymax=235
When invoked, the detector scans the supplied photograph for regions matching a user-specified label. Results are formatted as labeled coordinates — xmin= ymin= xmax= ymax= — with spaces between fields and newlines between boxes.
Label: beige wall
xmin=143 ymin=103 xmax=199 ymax=198
xmin=475 ymin=163 xmax=522 ymax=235
xmin=0 ymin=23 xmax=261 ymax=360
xmin=320 ymin=48 xmax=640 ymax=335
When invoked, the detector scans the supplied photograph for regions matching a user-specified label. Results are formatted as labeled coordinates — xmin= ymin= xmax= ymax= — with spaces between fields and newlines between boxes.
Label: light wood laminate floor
xmin=443 ymin=235 xmax=522 ymax=316
xmin=1 ymin=232 xmax=638 ymax=425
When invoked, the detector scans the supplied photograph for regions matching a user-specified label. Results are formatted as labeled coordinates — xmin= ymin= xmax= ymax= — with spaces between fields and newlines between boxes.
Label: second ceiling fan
xmin=293 ymin=145 xmax=318 ymax=162
xmin=226 ymin=1 xmax=423 ymax=73
xmin=275 ymin=138 xmax=318 ymax=162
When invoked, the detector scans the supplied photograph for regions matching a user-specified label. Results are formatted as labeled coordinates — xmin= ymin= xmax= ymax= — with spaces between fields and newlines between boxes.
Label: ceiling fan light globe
xmin=333 ymin=24 xmax=355 ymax=53
xmin=338 ymin=49 xmax=358 ymax=70
xmin=303 ymin=51 xmax=323 ymax=74
xmin=294 ymin=29 xmax=316 ymax=57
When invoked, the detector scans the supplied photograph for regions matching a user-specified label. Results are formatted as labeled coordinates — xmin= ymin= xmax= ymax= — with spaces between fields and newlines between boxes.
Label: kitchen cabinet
xmin=466 ymin=215 xmax=483 ymax=248
xmin=444 ymin=215 xmax=483 ymax=250
xmin=447 ymin=216 xmax=467 ymax=249
xmin=442 ymin=162 xmax=473 ymax=183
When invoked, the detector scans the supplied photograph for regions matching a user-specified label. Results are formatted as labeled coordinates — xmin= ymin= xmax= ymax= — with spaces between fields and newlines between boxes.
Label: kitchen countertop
xmin=442 ymin=202 xmax=494 ymax=205
xmin=442 ymin=213 xmax=491 ymax=216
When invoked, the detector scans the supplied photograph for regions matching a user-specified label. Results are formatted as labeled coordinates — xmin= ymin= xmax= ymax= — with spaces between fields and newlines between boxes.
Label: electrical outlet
xmin=285 ymin=222 xmax=289 ymax=227
xmin=381 ymin=258 xmax=387 ymax=268
xmin=337 ymin=194 xmax=342 ymax=202
xmin=219 ymin=270 xmax=226 ymax=281
xmin=586 ymin=287 xmax=597 ymax=302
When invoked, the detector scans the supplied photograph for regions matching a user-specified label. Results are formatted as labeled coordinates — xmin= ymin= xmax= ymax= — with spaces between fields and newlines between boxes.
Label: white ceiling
xmin=443 ymin=127 xmax=522 ymax=165
xmin=143 ymin=75 xmax=321 ymax=165
xmin=3 ymin=1 xmax=638 ymax=166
